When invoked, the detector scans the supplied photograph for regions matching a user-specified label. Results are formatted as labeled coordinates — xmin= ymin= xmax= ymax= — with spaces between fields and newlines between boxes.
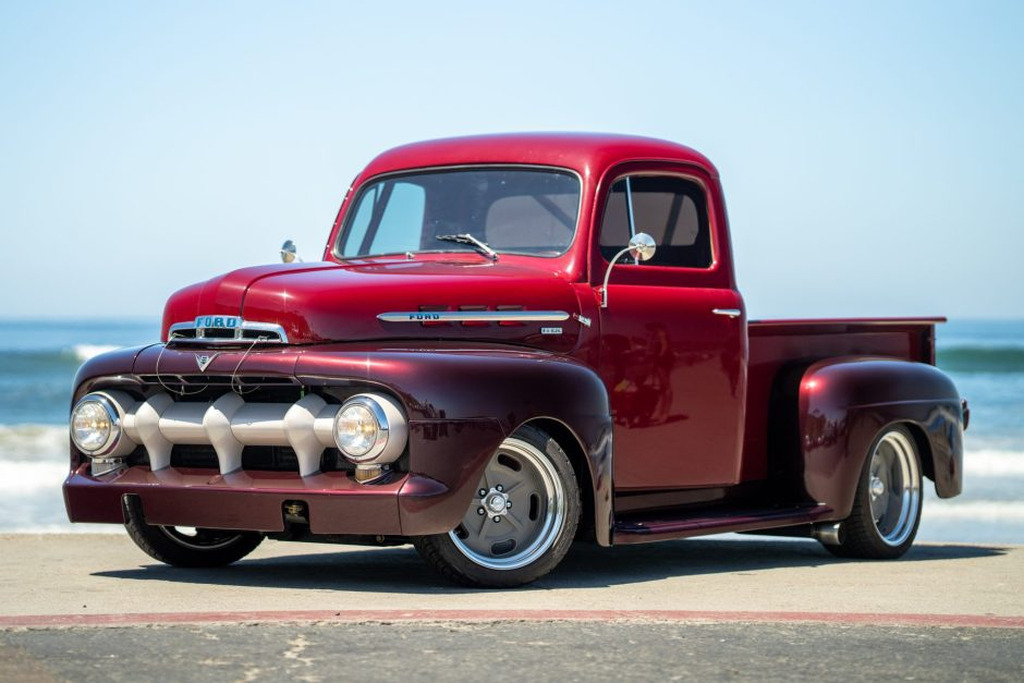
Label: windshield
xmin=335 ymin=167 xmax=580 ymax=259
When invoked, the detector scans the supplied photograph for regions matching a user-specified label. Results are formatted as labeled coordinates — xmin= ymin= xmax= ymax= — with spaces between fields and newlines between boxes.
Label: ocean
xmin=1 ymin=318 xmax=1021 ymax=543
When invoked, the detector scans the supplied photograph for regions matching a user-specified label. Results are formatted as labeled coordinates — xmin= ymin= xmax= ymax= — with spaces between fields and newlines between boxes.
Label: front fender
xmin=294 ymin=346 xmax=614 ymax=542
xmin=799 ymin=357 xmax=964 ymax=518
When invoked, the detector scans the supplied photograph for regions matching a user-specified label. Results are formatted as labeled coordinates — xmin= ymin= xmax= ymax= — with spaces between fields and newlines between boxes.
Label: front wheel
xmin=824 ymin=425 xmax=923 ymax=559
xmin=122 ymin=496 xmax=264 ymax=568
xmin=414 ymin=425 xmax=581 ymax=587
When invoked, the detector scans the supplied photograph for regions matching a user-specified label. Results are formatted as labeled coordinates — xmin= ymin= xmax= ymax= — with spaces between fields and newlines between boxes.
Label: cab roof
xmin=359 ymin=132 xmax=718 ymax=181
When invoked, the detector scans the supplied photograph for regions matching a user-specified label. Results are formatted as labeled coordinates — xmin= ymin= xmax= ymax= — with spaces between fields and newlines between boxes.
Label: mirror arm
xmin=600 ymin=245 xmax=637 ymax=309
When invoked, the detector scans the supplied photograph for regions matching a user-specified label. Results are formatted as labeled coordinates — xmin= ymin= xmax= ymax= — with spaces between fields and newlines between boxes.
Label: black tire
xmin=122 ymin=496 xmax=264 ymax=568
xmin=824 ymin=425 xmax=923 ymax=559
xmin=413 ymin=425 xmax=581 ymax=588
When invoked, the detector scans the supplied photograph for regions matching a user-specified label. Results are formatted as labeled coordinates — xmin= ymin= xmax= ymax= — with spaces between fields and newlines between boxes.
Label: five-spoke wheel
xmin=824 ymin=425 xmax=922 ymax=559
xmin=414 ymin=425 xmax=580 ymax=587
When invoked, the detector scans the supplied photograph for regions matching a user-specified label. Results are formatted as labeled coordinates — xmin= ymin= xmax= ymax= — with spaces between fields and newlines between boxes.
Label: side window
xmin=599 ymin=175 xmax=712 ymax=268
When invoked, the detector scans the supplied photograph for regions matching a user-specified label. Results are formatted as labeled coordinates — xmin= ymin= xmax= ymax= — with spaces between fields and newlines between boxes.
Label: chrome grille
xmin=167 ymin=320 xmax=288 ymax=344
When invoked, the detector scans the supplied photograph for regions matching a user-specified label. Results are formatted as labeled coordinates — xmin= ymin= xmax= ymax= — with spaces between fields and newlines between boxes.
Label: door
xmin=596 ymin=171 xmax=747 ymax=490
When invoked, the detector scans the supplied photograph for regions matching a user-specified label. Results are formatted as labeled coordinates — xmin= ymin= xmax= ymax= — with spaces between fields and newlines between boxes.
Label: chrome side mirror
xmin=600 ymin=232 xmax=656 ymax=308
xmin=280 ymin=240 xmax=301 ymax=263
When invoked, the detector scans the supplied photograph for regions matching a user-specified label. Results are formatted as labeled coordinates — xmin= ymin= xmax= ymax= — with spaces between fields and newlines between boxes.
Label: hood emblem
xmin=194 ymin=353 xmax=219 ymax=372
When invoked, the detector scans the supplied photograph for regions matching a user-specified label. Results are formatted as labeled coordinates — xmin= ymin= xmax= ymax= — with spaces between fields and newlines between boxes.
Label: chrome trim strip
xmin=712 ymin=308 xmax=742 ymax=318
xmin=377 ymin=310 xmax=571 ymax=323
xmin=167 ymin=320 xmax=289 ymax=344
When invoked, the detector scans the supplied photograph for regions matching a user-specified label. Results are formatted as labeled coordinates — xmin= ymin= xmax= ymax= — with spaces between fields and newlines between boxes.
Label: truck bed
xmin=740 ymin=317 xmax=944 ymax=482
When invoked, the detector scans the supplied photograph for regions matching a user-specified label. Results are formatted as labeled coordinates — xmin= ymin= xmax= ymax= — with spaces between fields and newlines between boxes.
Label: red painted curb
xmin=1 ymin=610 xmax=1022 ymax=629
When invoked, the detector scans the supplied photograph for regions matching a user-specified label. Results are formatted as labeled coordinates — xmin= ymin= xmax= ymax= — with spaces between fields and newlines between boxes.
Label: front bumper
xmin=63 ymin=464 xmax=457 ymax=536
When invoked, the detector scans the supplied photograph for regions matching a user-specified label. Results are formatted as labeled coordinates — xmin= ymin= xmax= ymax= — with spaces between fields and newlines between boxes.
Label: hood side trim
xmin=378 ymin=310 xmax=570 ymax=324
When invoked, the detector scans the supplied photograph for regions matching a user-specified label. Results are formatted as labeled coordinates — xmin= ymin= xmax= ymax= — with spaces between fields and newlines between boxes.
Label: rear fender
xmin=799 ymin=357 xmax=964 ymax=518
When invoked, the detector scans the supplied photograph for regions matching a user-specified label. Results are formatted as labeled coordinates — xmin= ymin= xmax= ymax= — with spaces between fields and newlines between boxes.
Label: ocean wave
xmin=937 ymin=346 xmax=1024 ymax=373
xmin=68 ymin=344 xmax=121 ymax=362
xmin=926 ymin=500 xmax=1024 ymax=521
xmin=0 ymin=460 xmax=70 ymax=493
xmin=0 ymin=345 xmax=123 ymax=375
xmin=0 ymin=424 xmax=68 ymax=462
xmin=964 ymin=450 xmax=1024 ymax=477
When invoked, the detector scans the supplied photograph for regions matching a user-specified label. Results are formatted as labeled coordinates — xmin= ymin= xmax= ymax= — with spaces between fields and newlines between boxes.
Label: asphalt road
xmin=1 ymin=534 xmax=1021 ymax=681
xmin=2 ymin=621 xmax=1021 ymax=682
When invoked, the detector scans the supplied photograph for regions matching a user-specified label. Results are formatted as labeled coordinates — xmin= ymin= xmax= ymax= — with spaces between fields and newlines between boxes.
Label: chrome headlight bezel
xmin=70 ymin=393 xmax=123 ymax=456
xmin=332 ymin=393 xmax=408 ymax=464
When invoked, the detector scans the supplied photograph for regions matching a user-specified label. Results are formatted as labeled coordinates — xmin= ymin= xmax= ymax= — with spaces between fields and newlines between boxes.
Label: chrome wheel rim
xmin=868 ymin=430 xmax=921 ymax=546
xmin=158 ymin=526 xmax=242 ymax=551
xmin=449 ymin=437 xmax=565 ymax=570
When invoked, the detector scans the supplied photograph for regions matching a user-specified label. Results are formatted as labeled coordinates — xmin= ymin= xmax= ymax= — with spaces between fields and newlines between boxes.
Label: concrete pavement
xmin=1 ymin=534 xmax=1021 ymax=625
xmin=2 ymin=535 xmax=1022 ymax=681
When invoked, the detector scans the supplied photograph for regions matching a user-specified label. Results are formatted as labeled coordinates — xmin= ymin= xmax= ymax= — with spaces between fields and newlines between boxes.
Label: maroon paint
xmin=613 ymin=505 xmax=835 ymax=544
xmin=69 ymin=343 xmax=614 ymax=541
xmin=65 ymin=133 xmax=966 ymax=553
xmin=743 ymin=318 xmax=946 ymax=484
xmin=292 ymin=347 xmax=614 ymax=540
xmin=65 ymin=464 xmax=409 ymax=535
xmin=798 ymin=357 xmax=964 ymax=518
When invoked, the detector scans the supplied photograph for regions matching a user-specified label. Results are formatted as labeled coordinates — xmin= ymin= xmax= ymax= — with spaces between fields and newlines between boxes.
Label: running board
xmin=612 ymin=504 xmax=834 ymax=545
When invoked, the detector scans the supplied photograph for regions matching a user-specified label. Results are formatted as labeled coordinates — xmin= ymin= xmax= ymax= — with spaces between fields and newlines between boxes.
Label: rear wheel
xmin=824 ymin=425 xmax=922 ymax=559
xmin=122 ymin=496 xmax=263 ymax=567
xmin=414 ymin=425 xmax=580 ymax=587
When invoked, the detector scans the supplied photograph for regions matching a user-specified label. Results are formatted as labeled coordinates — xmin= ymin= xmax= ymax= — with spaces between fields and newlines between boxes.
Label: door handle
xmin=712 ymin=308 xmax=742 ymax=318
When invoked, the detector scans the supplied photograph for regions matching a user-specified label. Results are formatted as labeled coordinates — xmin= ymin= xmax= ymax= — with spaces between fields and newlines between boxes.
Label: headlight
xmin=335 ymin=402 xmax=383 ymax=458
xmin=71 ymin=394 xmax=121 ymax=455
xmin=333 ymin=393 xmax=408 ymax=464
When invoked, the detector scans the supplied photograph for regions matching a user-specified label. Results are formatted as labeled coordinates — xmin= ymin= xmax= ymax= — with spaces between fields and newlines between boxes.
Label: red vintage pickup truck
xmin=65 ymin=133 xmax=967 ymax=587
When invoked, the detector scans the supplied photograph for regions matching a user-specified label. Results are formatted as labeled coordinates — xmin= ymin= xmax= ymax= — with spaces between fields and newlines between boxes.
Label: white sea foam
xmin=0 ymin=460 xmax=70 ymax=493
xmin=68 ymin=344 xmax=120 ymax=361
xmin=964 ymin=450 xmax=1024 ymax=478
xmin=925 ymin=500 xmax=1024 ymax=521
xmin=0 ymin=424 xmax=68 ymax=462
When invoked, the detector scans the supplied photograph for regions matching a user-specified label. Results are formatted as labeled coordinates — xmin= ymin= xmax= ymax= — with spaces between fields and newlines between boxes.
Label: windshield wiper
xmin=436 ymin=234 xmax=499 ymax=262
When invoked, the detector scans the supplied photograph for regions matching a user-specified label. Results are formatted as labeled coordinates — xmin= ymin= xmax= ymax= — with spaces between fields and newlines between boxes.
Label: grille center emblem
xmin=194 ymin=353 xmax=219 ymax=372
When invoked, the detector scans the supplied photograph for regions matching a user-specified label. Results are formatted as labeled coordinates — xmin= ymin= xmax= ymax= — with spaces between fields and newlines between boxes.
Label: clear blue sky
xmin=1 ymin=1 xmax=1022 ymax=320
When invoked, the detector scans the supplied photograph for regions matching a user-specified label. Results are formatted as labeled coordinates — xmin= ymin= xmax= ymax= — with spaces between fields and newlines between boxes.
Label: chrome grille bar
xmin=101 ymin=390 xmax=338 ymax=477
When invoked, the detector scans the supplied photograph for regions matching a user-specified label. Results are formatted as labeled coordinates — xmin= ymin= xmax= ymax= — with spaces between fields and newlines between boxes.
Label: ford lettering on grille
xmin=194 ymin=315 xmax=241 ymax=329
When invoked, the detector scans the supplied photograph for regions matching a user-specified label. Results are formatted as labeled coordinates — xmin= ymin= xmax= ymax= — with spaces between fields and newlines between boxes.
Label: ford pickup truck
xmin=64 ymin=133 xmax=967 ymax=587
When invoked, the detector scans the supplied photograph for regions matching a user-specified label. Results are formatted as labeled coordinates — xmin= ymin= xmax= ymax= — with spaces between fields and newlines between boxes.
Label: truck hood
xmin=162 ymin=258 xmax=586 ymax=352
